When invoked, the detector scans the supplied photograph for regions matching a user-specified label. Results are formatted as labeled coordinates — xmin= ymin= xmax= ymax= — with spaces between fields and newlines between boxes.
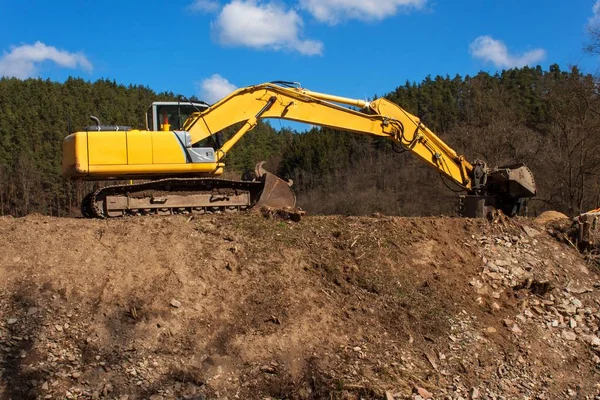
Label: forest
xmin=0 ymin=64 xmax=599 ymax=217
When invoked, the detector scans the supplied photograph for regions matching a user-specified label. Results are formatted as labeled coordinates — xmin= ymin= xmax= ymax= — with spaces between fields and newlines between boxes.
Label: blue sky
xmin=0 ymin=0 xmax=598 ymax=105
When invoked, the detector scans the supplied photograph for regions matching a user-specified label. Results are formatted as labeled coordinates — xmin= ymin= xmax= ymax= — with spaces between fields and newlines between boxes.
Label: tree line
xmin=0 ymin=65 xmax=599 ymax=217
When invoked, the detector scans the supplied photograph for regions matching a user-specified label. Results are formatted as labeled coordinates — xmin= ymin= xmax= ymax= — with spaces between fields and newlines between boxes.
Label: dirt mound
xmin=534 ymin=210 xmax=569 ymax=225
xmin=0 ymin=214 xmax=599 ymax=399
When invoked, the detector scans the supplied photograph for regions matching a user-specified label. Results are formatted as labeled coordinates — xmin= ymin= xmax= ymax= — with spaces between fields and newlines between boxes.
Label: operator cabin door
xmin=151 ymin=103 xmax=217 ymax=165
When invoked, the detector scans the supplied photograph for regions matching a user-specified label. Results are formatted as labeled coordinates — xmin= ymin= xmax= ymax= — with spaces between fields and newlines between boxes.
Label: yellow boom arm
xmin=183 ymin=82 xmax=475 ymax=190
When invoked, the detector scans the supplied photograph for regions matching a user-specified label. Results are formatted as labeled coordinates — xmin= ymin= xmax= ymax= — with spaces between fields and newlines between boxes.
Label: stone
xmin=487 ymin=262 xmax=499 ymax=272
xmin=27 ymin=307 xmax=39 ymax=316
xmin=170 ymin=299 xmax=181 ymax=308
xmin=487 ymin=272 xmax=504 ymax=281
xmin=569 ymin=318 xmax=577 ymax=329
xmin=7 ymin=318 xmax=17 ymax=325
xmin=471 ymin=387 xmax=481 ymax=399
xmin=561 ymin=331 xmax=577 ymax=341
xmin=522 ymin=226 xmax=541 ymax=238
xmin=71 ymin=372 xmax=81 ymax=379
xmin=470 ymin=279 xmax=483 ymax=288
xmin=414 ymin=386 xmax=433 ymax=399
xmin=582 ymin=334 xmax=600 ymax=347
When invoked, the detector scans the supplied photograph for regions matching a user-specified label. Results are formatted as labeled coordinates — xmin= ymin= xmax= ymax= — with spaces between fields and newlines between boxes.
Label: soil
xmin=0 ymin=213 xmax=598 ymax=399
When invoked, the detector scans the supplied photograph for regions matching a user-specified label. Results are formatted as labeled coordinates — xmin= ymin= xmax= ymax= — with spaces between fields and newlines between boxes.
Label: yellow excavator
xmin=62 ymin=81 xmax=536 ymax=218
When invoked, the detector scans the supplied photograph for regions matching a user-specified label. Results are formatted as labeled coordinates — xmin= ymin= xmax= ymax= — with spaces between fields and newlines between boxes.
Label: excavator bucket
xmin=254 ymin=162 xmax=297 ymax=209
xmin=486 ymin=164 xmax=537 ymax=199
xmin=463 ymin=164 xmax=537 ymax=218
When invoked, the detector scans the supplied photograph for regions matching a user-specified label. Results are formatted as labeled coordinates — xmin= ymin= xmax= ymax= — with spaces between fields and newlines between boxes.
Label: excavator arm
xmin=183 ymin=82 xmax=475 ymax=191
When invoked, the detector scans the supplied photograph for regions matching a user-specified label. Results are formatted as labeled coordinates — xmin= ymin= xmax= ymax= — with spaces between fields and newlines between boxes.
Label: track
xmin=83 ymin=177 xmax=266 ymax=218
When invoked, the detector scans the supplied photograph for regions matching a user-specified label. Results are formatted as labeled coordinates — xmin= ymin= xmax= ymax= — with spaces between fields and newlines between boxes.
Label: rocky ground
xmin=0 ymin=212 xmax=599 ymax=399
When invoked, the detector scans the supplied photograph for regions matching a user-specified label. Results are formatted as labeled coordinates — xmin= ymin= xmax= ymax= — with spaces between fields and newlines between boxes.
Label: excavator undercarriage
xmin=80 ymin=163 xmax=296 ymax=218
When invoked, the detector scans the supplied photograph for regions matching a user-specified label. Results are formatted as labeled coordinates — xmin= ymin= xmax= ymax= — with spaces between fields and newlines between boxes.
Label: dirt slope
xmin=0 ymin=213 xmax=599 ymax=399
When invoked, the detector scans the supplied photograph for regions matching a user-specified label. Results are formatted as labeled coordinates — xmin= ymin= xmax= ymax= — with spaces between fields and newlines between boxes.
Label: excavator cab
xmin=146 ymin=101 xmax=209 ymax=132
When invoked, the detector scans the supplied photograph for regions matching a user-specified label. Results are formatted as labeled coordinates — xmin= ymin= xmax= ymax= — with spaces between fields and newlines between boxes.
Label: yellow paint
xmin=151 ymin=131 xmax=185 ymax=164
xmin=61 ymin=132 xmax=89 ymax=176
xmin=88 ymin=131 xmax=127 ymax=165
xmin=127 ymin=130 xmax=153 ymax=164
xmin=88 ymin=162 xmax=220 ymax=175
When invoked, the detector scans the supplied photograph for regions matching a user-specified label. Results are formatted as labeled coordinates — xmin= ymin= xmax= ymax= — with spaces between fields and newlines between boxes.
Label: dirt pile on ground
xmin=0 ymin=213 xmax=599 ymax=399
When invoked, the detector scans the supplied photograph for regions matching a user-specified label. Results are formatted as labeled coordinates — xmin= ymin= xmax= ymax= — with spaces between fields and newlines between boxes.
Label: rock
xmin=522 ymin=226 xmax=541 ymax=238
xmin=486 ymin=272 xmax=504 ymax=281
xmin=71 ymin=372 xmax=81 ymax=379
xmin=487 ymin=262 xmax=499 ymax=272
xmin=385 ymin=391 xmax=394 ymax=400
xmin=170 ymin=299 xmax=181 ymax=308
xmin=470 ymin=387 xmax=481 ymax=399
xmin=42 ymin=381 xmax=49 ymax=391
xmin=55 ymin=324 xmax=63 ymax=332
xmin=571 ymin=298 xmax=583 ymax=308
xmin=7 ymin=318 xmax=17 ymax=325
xmin=582 ymin=334 xmax=600 ymax=346
xmin=260 ymin=365 xmax=277 ymax=374
xmin=495 ymin=259 xmax=510 ymax=267
xmin=27 ymin=307 xmax=38 ymax=316
xmin=353 ymin=346 xmax=361 ymax=352
xmin=485 ymin=327 xmax=497 ymax=334
xmin=561 ymin=331 xmax=577 ymax=341
xmin=569 ymin=318 xmax=577 ymax=329
xmin=413 ymin=386 xmax=433 ymax=399
xmin=470 ymin=279 xmax=483 ymax=288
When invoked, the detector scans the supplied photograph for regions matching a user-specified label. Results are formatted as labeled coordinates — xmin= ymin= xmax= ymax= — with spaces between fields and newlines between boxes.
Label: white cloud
xmin=0 ymin=41 xmax=92 ymax=79
xmin=469 ymin=36 xmax=546 ymax=69
xmin=589 ymin=0 xmax=600 ymax=26
xmin=188 ymin=0 xmax=220 ymax=13
xmin=299 ymin=0 xmax=426 ymax=24
xmin=197 ymin=74 xmax=237 ymax=103
xmin=212 ymin=0 xmax=323 ymax=56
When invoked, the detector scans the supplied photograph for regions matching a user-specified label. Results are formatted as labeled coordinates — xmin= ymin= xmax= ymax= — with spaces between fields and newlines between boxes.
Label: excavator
xmin=62 ymin=81 xmax=536 ymax=218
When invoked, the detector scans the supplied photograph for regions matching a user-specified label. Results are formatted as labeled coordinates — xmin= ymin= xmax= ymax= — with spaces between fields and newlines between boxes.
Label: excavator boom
xmin=62 ymin=81 xmax=536 ymax=218
xmin=182 ymin=82 xmax=475 ymax=189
